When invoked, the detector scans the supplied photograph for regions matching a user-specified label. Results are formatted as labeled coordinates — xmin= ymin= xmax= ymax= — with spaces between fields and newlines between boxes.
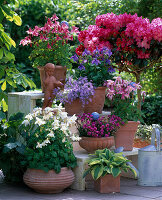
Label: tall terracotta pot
xmin=23 ymin=167 xmax=74 ymax=194
xmin=38 ymin=65 xmax=67 ymax=93
xmin=84 ymin=87 xmax=106 ymax=114
xmin=114 ymin=121 xmax=140 ymax=151
xmin=79 ymin=136 xmax=114 ymax=153
xmin=65 ymin=98 xmax=83 ymax=116
xmin=94 ymin=174 xmax=120 ymax=193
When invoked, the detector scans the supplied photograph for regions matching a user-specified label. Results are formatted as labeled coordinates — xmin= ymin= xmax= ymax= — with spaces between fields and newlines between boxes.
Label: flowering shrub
xmin=76 ymin=113 xmax=124 ymax=138
xmin=105 ymin=76 xmax=143 ymax=122
xmin=78 ymin=13 xmax=161 ymax=66
xmin=71 ymin=47 xmax=115 ymax=87
xmin=21 ymin=106 xmax=79 ymax=173
xmin=20 ymin=14 xmax=79 ymax=68
xmin=105 ymin=76 xmax=141 ymax=100
xmin=55 ymin=76 xmax=95 ymax=105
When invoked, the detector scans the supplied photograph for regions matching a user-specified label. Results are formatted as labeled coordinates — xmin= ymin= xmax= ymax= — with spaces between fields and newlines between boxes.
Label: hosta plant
xmin=83 ymin=148 xmax=137 ymax=180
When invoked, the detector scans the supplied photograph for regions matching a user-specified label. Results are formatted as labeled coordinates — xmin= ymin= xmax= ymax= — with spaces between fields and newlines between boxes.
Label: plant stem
xmin=135 ymin=72 xmax=142 ymax=111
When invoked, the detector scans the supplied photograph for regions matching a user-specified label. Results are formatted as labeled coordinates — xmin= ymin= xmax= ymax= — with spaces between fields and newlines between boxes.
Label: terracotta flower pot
xmin=38 ymin=65 xmax=66 ymax=93
xmin=84 ymin=87 xmax=106 ymax=114
xmin=23 ymin=167 xmax=74 ymax=194
xmin=94 ymin=174 xmax=120 ymax=193
xmin=114 ymin=121 xmax=140 ymax=151
xmin=65 ymin=98 xmax=84 ymax=116
xmin=79 ymin=136 xmax=114 ymax=153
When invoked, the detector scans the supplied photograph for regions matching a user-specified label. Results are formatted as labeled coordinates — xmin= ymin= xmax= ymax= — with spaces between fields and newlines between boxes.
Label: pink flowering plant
xmin=77 ymin=13 xmax=162 ymax=108
xmin=20 ymin=14 xmax=79 ymax=68
xmin=76 ymin=113 xmax=124 ymax=138
xmin=105 ymin=76 xmax=143 ymax=122
xmin=71 ymin=47 xmax=115 ymax=87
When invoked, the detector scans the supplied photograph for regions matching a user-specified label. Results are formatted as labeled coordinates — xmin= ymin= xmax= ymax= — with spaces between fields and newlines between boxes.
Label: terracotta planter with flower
xmin=114 ymin=121 xmax=140 ymax=151
xmin=76 ymin=113 xmax=123 ymax=153
xmin=79 ymin=136 xmax=114 ymax=153
xmin=21 ymin=106 xmax=79 ymax=193
xmin=84 ymin=87 xmax=106 ymax=114
xmin=55 ymin=76 xmax=95 ymax=116
xmin=23 ymin=168 xmax=74 ymax=194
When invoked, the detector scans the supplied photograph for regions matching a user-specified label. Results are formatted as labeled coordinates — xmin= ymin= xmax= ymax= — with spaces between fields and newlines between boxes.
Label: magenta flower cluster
xmin=20 ymin=14 xmax=79 ymax=48
xmin=77 ymin=113 xmax=124 ymax=138
xmin=105 ymin=76 xmax=141 ymax=100
xmin=78 ymin=13 xmax=161 ymax=63
xmin=54 ymin=76 xmax=95 ymax=105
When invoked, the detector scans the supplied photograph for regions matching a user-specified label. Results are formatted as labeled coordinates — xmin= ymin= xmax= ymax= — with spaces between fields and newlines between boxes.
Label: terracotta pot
xmin=84 ymin=87 xmax=106 ymax=114
xmin=133 ymin=138 xmax=151 ymax=148
xmin=114 ymin=121 xmax=140 ymax=151
xmin=23 ymin=167 xmax=74 ymax=194
xmin=65 ymin=98 xmax=83 ymax=116
xmin=38 ymin=65 xmax=66 ymax=93
xmin=94 ymin=174 xmax=120 ymax=193
xmin=79 ymin=136 xmax=114 ymax=153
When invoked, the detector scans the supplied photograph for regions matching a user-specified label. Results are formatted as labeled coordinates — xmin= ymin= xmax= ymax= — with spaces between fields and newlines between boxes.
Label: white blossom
xmin=25 ymin=113 xmax=33 ymax=121
xmin=47 ymin=131 xmax=55 ymax=137
xmin=35 ymin=117 xmax=46 ymax=126
xmin=22 ymin=119 xmax=30 ymax=126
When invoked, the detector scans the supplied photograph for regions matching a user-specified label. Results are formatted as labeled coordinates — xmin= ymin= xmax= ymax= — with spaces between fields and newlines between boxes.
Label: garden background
xmin=0 ymin=0 xmax=161 ymax=125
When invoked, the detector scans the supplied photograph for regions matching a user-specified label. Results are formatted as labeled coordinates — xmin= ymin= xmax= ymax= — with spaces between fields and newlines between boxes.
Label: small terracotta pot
xmin=65 ymin=98 xmax=83 ymax=116
xmin=23 ymin=167 xmax=74 ymax=194
xmin=79 ymin=136 xmax=114 ymax=153
xmin=94 ymin=174 xmax=120 ymax=193
xmin=38 ymin=65 xmax=66 ymax=93
xmin=84 ymin=87 xmax=106 ymax=114
xmin=114 ymin=121 xmax=140 ymax=151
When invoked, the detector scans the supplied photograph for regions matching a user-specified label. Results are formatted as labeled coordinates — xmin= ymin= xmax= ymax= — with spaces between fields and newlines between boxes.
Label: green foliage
xmin=0 ymin=0 xmax=36 ymax=112
xmin=137 ymin=0 xmax=162 ymax=21
xmin=83 ymin=148 xmax=137 ymax=180
xmin=22 ymin=129 xmax=77 ymax=173
xmin=0 ymin=112 xmax=25 ymax=183
xmin=141 ymin=95 xmax=162 ymax=125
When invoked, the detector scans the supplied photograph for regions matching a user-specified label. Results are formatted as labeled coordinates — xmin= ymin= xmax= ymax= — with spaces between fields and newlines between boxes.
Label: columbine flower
xmin=22 ymin=120 xmax=30 ymax=126
xmin=25 ymin=113 xmax=33 ymax=121
xmin=47 ymin=131 xmax=55 ymax=137
xmin=35 ymin=117 xmax=46 ymax=126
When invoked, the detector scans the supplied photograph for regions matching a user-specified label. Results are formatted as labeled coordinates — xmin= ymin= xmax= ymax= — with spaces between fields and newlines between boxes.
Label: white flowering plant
xmin=21 ymin=106 xmax=79 ymax=173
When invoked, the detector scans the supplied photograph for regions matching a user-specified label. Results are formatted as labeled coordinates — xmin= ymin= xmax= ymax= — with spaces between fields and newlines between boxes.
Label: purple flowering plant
xmin=70 ymin=47 xmax=115 ymax=87
xmin=76 ymin=113 xmax=124 ymax=138
xmin=54 ymin=76 xmax=95 ymax=105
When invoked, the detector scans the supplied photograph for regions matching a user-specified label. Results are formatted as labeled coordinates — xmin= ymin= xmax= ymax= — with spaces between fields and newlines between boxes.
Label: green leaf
xmin=92 ymin=165 xmax=103 ymax=180
xmin=112 ymin=167 xmax=121 ymax=177
xmin=89 ymin=158 xmax=101 ymax=165
xmin=1 ymin=80 xmax=6 ymax=91
xmin=13 ymin=15 xmax=22 ymax=26
xmin=2 ymin=98 xmax=8 ymax=112
xmin=83 ymin=168 xmax=91 ymax=178
xmin=0 ymin=48 xmax=3 ymax=59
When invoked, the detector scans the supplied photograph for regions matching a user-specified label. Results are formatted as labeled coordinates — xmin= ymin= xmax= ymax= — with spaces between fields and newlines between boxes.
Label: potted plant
xmin=76 ymin=113 xmax=124 ymax=153
xmin=83 ymin=148 xmax=137 ymax=193
xmin=71 ymin=47 xmax=115 ymax=113
xmin=55 ymin=76 xmax=95 ymax=115
xmin=21 ymin=107 xmax=79 ymax=193
xmin=105 ymin=76 xmax=142 ymax=151
xmin=20 ymin=14 xmax=79 ymax=91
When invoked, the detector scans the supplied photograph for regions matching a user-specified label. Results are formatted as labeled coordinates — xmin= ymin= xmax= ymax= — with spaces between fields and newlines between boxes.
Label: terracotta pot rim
xmin=94 ymin=86 xmax=106 ymax=90
xmin=125 ymin=121 xmax=140 ymax=124
xmin=80 ymin=136 xmax=114 ymax=140
xmin=27 ymin=167 xmax=70 ymax=172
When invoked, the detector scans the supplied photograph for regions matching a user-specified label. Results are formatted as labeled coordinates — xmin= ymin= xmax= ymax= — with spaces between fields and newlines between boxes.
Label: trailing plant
xmin=0 ymin=112 xmax=25 ymax=183
xmin=55 ymin=76 xmax=95 ymax=106
xmin=83 ymin=148 xmax=137 ymax=180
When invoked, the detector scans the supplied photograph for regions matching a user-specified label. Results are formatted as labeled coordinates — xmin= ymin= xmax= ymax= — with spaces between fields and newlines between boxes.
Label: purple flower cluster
xmin=54 ymin=76 xmax=95 ymax=105
xmin=76 ymin=113 xmax=124 ymax=138
xmin=71 ymin=47 xmax=115 ymax=73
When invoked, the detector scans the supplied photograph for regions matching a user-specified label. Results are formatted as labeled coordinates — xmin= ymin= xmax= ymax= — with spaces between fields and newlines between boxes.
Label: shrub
xmin=141 ymin=95 xmax=162 ymax=125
